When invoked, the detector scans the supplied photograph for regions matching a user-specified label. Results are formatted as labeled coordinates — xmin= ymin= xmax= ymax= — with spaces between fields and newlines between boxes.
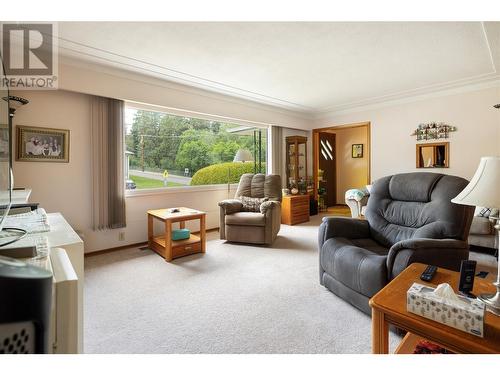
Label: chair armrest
xmin=218 ymin=199 xmax=243 ymax=214
xmin=260 ymin=200 xmax=280 ymax=215
xmin=387 ymin=238 xmax=469 ymax=279
xmin=318 ymin=217 xmax=370 ymax=250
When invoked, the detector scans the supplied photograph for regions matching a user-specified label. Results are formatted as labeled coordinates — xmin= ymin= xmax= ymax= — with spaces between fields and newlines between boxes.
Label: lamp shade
xmin=451 ymin=156 xmax=500 ymax=208
xmin=233 ymin=149 xmax=253 ymax=163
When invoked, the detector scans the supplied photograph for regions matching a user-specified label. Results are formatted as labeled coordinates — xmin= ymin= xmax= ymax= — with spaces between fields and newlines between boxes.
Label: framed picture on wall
xmin=352 ymin=144 xmax=363 ymax=158
xmin=16 ymin=125 xmax=70 ymax=162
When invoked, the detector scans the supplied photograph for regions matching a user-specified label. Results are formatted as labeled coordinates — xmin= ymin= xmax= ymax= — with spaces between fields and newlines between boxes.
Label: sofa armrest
xmin=218 ymin=199 xmax=243 ymax=214
xmin=387 ymin=238 xmax=469 ymax=279
xmin=260 ymin=200 xmax=280 ymax=215
xmin=318 ymin=217 xmax=370 ymax=250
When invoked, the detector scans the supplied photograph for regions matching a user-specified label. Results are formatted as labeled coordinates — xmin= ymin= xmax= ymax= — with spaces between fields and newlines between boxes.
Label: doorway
xmin=313 ymin=122 xmax=371 ymax=209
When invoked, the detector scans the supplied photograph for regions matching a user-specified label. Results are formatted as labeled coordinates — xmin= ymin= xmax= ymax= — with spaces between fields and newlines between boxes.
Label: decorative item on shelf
xmin=306 ymin=176 xmax=314 ymax=195
xmin=318 ymin=169 xmax=324 ymax=182
xmin=291 ymin=187 xmax=299 ymax=195
xmin=452 ymin=156 xmax=500 ymax=316
xmin=298 ymin=178 xmax=307 ymax=194
xmin=411 ymin=122 xmax=457 ymax=141
xmin=16 ymin=125 xmax=70 ymax=163
xmin=172 ymin=228 xmax=191 ymax=241
xmin=352 ymin=144 xmax=363 ymax=158
xmin=317 ymin=186 xmax=327 ymax=211
xmin=282 ymin=188 xmax=290 ymax=196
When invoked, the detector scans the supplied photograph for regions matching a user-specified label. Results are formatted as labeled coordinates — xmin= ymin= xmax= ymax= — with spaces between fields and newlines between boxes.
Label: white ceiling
xmin=57 ymin=22 xmax=500 ymax=115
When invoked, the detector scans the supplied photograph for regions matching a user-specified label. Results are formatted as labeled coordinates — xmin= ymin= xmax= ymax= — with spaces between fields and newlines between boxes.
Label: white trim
xmin=57 ymin=38 xmax=314 ymax=113
xmin=125 ymin=101 xmax=271 ymax=129
xmin=125 ymin=183 xmax=239 ymax=198
xmin=60 ymin=56 xmax=314 ymax=122
xmin=314 ymin=77 xmax=500 ymax=122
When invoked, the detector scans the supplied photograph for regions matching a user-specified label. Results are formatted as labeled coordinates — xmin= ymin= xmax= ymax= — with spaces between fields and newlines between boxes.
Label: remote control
xmin=420 ymin=265 xmax=437 ymax=282
xmin=458 ymin=260 xmax=476 ymax=294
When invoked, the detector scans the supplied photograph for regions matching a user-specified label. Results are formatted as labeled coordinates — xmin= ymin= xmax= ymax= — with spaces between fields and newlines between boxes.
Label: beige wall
xmin=12 ymin=90 xmax=93 ymax=239
xmin=314 ymin=86 xmax=500 ymax=181
xmin=324 ymin=126 xmax=369 ymax=204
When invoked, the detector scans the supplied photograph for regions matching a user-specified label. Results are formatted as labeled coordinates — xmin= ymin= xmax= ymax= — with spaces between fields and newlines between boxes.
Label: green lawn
xmin=130 ymin=175 xmax=185 ymax=189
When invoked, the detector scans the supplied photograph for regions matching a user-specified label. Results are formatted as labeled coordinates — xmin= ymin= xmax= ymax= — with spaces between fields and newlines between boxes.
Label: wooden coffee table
xmin=147 ymin=207 xmax=206 ymax=262
xmin=369 ymin=263 xmax=500 ymax=354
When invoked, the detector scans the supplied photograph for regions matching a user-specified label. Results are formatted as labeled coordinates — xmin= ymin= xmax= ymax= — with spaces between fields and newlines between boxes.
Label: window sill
xmin=125 ymin=183 xmax=239 ymax=198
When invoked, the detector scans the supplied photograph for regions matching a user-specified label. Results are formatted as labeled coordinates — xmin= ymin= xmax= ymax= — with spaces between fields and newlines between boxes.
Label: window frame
xmin=124 ymin=101 xmax=270 ymax=197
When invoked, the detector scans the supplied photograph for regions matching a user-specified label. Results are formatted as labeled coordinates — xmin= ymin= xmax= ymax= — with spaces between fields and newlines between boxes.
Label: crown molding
xmin=314 ymin=75 xmax=500 ymax=122
xmin=59 ymin=55 xmax=315 ymax=124
xmin=57 ymin=39 xmax=315 ymax=114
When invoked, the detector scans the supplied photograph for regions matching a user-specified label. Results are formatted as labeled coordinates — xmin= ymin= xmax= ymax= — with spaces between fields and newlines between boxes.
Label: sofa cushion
xmin=470 ymin=216 xmax=493 ymax=235
xmin=235 ymin=173 xmax=282 ymax=202
xmin=225 ymin=212 xmax=266 ymax=226
xmin=240 ymin=196 xmax=268 ymax=212
xmin=320 ymin=238 xmax=388 ymax=298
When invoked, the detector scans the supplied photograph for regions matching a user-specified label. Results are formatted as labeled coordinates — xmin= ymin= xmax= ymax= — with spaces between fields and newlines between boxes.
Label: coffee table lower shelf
xmin=150 ymin=234 xmax=202 ymax=260
xmin=394 ymin=332 xmax=456 ymax=354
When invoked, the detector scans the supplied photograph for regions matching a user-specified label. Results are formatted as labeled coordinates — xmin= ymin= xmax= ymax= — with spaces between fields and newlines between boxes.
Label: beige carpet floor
xmin=84 ymin=213 xmax=497 ymax=353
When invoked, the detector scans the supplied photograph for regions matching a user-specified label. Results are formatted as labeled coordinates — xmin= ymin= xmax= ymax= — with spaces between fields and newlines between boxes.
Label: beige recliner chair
xmin=218 ymin=173 xmax=282 ymax=245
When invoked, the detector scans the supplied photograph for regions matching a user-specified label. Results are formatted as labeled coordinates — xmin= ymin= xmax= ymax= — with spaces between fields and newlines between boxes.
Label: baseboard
xmin=84 ymin=227 xmax=220 ymax=257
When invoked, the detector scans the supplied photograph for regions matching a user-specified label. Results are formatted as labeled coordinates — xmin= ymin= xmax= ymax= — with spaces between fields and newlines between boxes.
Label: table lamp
xmin=452 ymin=156 xmax=500 ymax=315
xmin=233 ymin=149 xmax=253 ymax=163
xmin=227 ymin=149 xmax=254 ymax=198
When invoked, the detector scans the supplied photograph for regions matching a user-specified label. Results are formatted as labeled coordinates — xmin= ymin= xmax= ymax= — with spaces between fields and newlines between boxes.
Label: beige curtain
xmin=271 ymin=125 xmax=283 ymax=177
xmin=90 ymin=96 xmax=126 ymax=230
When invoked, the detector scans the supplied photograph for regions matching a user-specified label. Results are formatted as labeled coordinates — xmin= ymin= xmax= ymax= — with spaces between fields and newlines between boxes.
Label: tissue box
xmin=172 ymin=229 xmax=190 ymax=241
xmin=407 ymin=283 xmax=485 ymax=337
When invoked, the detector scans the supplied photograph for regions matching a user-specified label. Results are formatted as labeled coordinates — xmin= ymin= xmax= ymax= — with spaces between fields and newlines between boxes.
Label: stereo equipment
xmin=458 ymin=260 xmax=477 ymax=295
xmin=0 ymin=256 xmax=52 ymax=354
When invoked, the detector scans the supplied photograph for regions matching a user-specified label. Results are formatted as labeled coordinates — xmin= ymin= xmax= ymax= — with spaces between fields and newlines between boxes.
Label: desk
xmin=4 ymin=212 xmax=84 ymax=353
xmin=369 ymin=263 xmax=500 ymax=354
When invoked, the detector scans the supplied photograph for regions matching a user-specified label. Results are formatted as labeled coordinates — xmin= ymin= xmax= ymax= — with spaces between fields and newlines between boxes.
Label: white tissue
xmin=432 ymin=283 xmax=467 ymax=307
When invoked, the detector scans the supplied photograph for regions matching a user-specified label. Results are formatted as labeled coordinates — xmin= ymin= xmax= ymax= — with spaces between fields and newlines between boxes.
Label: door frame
xmin=312 ymin=121 xmax=371 ymax=202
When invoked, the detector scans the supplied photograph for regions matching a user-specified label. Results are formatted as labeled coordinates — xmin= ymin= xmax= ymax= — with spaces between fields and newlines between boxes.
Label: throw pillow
xmin=239 ymin=196 xmax=268 ymax=212
xmin=476 ymin=207 xmax=492 ymax=217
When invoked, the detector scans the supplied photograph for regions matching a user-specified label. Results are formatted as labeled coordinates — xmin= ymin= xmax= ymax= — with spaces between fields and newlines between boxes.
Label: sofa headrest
xmin=235 ymin=173 xmax=282 ymax=201
xmin=388 ymin=173 xmax=442 ymax=202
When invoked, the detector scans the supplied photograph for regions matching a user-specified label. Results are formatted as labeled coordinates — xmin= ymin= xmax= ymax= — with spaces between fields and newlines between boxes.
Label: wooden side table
xmin=369 ymin=263 xmax=500 ymax=354
xmin=147 ymin=207 xmax=206 ymax=262
xmin=281 ymin=195 xmax=310 ymax=225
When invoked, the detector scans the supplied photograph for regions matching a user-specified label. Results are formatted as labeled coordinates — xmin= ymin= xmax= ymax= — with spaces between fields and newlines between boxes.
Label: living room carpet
xmin=84 ymin=214 xmax=495 ymax=354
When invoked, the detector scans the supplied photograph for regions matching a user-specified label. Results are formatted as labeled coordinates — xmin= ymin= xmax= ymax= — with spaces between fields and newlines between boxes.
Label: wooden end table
xmin=369 ymin=263 xmax=500 ymax=354
xmin=147 ymin=207 xmax=206 ymax=262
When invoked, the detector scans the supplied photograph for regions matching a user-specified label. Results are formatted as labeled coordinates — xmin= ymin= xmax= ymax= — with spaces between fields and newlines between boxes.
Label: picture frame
xmin=16 ymin=125 xmax=70 ymax=162
xmin=352 ymin=144 xmax=363 ymax=158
